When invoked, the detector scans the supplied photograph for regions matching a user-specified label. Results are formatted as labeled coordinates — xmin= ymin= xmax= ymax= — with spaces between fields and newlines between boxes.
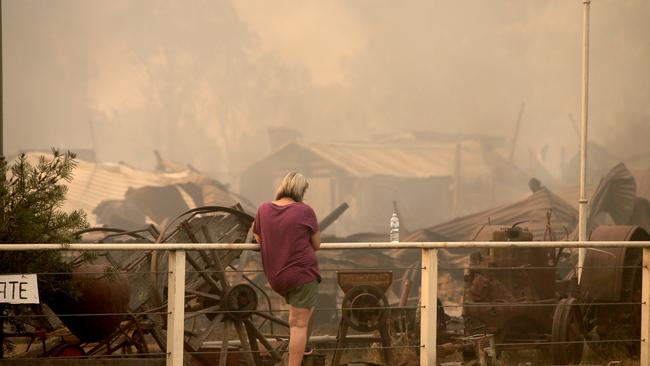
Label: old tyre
xmin=551 ymin=297 xmax=584 ymax=365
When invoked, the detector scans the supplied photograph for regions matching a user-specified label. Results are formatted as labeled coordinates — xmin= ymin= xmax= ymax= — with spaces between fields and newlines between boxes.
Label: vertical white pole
xmin=0 ymin=0 xmax=3 ymax=160
xmin=641 ymin=248 xmax=650 ymax=365
xmin=420 ymin=248 xmax=438 ymax=366
xmin=167 ymin=250 xmax=186 ymax=366
xmin=453 ymin=144 xmax=461 ymax=217
xmin=577 ymin=0 xmax=591 ymax=282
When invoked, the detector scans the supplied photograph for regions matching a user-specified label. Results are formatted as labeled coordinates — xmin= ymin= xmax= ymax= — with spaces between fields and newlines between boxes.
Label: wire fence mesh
xmin=0 ymin=244 xmax=648 ymax=365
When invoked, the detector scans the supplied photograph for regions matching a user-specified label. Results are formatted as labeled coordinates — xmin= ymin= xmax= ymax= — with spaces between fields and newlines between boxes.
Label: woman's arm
xmin=310 ymin=230 xmax=321 ymax=250
xmin=253 ymin=233 xmax=262 ymax=244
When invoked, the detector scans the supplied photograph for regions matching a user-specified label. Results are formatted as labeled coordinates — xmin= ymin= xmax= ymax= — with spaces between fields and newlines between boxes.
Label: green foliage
xmin=0 ymin=150 xmax=90 ymax=328
xmin=0 ymin=149 xmax=88 ymax=244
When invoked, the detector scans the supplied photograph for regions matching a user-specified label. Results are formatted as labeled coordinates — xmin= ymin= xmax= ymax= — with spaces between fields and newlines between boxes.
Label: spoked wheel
xmin=217 ymin=283 xmax=288 ymax=365
xmin=149 ymin=206 xmax=290 ymax=365
xmin=75 ymin=226 xmax=159 ymax=274
xmin=76 ymin=226 xmax=159 ymax=243
xmin=73 ymin=206 xmax=291 ymax=364
xmin=551 ymin=297 xmax=584 ymax=365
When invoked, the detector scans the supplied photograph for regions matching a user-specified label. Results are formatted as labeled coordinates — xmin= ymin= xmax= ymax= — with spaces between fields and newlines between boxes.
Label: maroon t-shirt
xmin=253 ymin=202 xmax=320 ymax=293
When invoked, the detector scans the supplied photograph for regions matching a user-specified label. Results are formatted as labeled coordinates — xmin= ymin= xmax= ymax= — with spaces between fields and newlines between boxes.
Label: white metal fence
xmin=0 ymin=241 xmax=649 ymax=366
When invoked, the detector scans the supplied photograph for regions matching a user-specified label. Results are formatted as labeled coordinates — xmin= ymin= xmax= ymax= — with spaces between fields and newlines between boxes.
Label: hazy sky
xmin=4 ymin=0 xmax=650 ymax=182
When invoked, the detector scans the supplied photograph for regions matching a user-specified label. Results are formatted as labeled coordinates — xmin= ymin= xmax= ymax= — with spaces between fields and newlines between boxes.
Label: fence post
xmin=420 ymin=248 xmax=438 ymax=366
xmin=641 ymin=247 xmax=650 ymax=364
xmin=167 ymin=250 xmax=186 ymax=366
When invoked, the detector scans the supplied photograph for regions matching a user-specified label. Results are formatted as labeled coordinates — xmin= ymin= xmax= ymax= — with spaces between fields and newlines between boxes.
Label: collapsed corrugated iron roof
xmin=585 ymin=163 xmax=637 ymax=227
xmin=579 ymin=162 xmax=650 ymax=234
xmin=22 ymin=152 xmax=253 ymax=227
xmin=633 ymin=167 xmax=650 ymax=201
xmin=407 ymin=186 xmax=578 ymax=242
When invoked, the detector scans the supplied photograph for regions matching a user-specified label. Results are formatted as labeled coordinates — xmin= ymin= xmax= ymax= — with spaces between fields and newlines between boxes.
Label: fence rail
xmin=1 ymin=241 xmax=649 ymax=250
xmin=1 ymin=241 xmax=649 ymax=366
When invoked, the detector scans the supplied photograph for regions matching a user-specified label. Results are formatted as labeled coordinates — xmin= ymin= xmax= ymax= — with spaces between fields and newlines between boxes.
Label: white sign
xmin=0 ymin=274 xmax=40 ymax=304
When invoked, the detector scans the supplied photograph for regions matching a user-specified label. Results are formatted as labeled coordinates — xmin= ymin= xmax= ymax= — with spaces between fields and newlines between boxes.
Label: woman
xmin=252 ymin=172 xmax=321 ymax=366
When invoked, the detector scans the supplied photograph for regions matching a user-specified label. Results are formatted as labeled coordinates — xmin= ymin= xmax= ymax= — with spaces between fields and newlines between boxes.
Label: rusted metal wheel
xmin=551 ymin=297 xmax=584 ymax=365
xmin=76 ymin=226 xmax=158 ymax=243
xmin=342 ymin=284 xmax=389 ymax=333
xmin=582 ymin=256 xmax=642 ymax=362
xmin=149 ymin=206 xmax=288 ymax=365
xmin=580 ymin=226 xmax=648 ymax=361
xmin=67 ymin=206 xmax=290 ymax=365
xmin=223 ymin=284 xmax=258 ymax=320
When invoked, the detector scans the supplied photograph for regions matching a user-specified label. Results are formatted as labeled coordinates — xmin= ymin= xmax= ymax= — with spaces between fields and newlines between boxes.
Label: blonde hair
xmin=275 ymin=172 xmax=309 ymax=202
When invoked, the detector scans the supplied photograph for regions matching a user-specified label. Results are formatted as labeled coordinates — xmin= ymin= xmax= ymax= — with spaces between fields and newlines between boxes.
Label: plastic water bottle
xmin=390 ymin=212 xmax=399 ymax=243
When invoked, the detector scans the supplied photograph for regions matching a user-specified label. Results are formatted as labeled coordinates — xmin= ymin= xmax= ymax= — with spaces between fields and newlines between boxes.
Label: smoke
xmin=4 ymin=0 xmax=650 ymax=183
xmin=231 ymin=0 xmax=367 ymax=86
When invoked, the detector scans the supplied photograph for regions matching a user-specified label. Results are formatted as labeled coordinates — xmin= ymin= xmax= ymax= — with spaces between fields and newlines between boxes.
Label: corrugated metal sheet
xmin=634 ymin=168 xmax=650 ymax=201
xmin=586 ymin=163 xmax=637 ymax=228
xmin=558 ymin=165 xmax=649 ymax=209
xmin=275 ymin=140 xmax=494 ymax=180
xmin=22 ymin=153 xmax=219 ymax=225
xmin=408 ymin=187 xmax=578 ymax=241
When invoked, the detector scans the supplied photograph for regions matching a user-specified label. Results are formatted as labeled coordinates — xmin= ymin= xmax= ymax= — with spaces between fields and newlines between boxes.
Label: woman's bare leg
xmin=288 ymin=305 xmax=314 ymax=366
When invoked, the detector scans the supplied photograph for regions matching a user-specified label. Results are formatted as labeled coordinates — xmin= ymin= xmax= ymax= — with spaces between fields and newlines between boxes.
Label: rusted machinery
xmin=47 ymin=264 xmax=131 ymax=346
xmin=463 ymin=225 xmax=559 ymax=358
xmin=463 ymin=223 xmax=650 ymax=364
xmin=331 ymin=271 xmax=393 ymax=366
xmin=6 ymin=205 xmax=294 ymax=365
xmin=102 ymin=206 xmax=292 ymax=365
xmin=11 ymin=203 xmax=356 ymax=365
xmin=580 ymin=225 xmax=650 ymax=361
